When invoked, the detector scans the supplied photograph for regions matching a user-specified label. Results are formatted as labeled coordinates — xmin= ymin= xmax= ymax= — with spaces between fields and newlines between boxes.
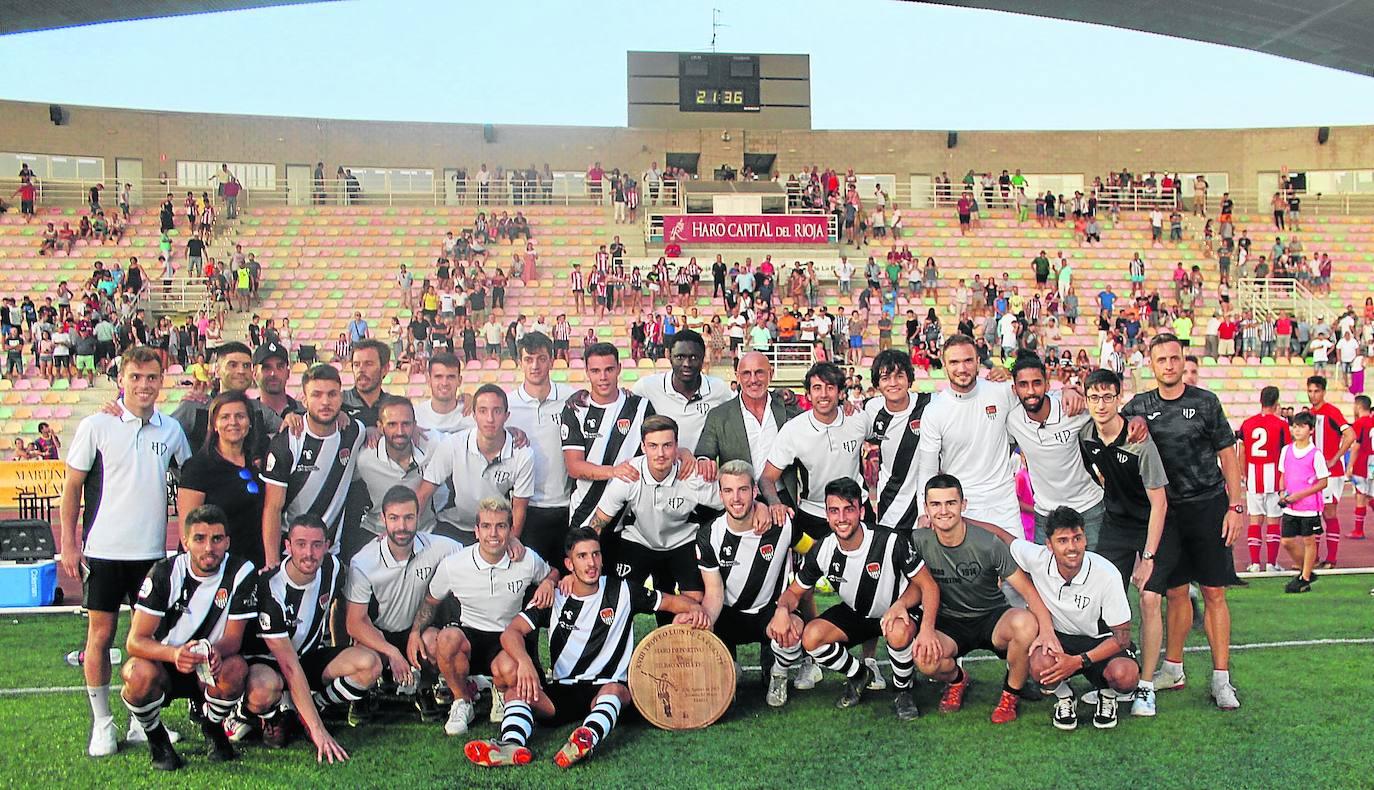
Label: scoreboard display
xmin=678 ymin=54 xmax=761 ymax=112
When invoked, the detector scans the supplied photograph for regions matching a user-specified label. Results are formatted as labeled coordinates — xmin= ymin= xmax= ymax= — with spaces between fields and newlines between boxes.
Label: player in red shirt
xmin=1347 ymin=395 xmax=1374 ymax=540
xmin=1239 ymin=386 xmax=1291 ymax=571
xmin=1305 ymin=376 xmax=1357 ymax=567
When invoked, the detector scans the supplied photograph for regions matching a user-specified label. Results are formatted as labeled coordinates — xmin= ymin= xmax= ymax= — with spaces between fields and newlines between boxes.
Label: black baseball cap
xmin=253 ymin=342 xmax=289 ymax=365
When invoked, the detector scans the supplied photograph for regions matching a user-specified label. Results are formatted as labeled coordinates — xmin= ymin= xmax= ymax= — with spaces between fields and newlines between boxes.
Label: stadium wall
xmin=3 ymin=99 xmax=1373 ymax=190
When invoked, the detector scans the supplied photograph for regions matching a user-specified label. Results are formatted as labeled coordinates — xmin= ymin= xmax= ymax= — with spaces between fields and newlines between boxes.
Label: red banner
xmin=662 ymin=214 xmax=830 ymax=245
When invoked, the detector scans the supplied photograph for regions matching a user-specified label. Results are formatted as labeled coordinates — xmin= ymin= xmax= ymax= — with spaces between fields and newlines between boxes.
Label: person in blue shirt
xmin=1099 ymin=288 xmax=1118 ymax=315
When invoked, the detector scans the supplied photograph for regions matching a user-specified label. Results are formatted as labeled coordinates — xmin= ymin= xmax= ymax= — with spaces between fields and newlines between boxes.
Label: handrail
xmin=1235 ymin=277 xmax=1327 ymax=324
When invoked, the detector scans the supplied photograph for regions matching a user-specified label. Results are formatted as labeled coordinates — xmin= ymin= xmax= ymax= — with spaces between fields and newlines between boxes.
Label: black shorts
xmin=82 ymin=557 xmax=158 ymax=613
xmin=713 ymin=606 xmax=773 ymax=651
xmin=458 ymin=627 xmax=505 ymax=676
xmin=542 ymin=681 xmax=608 ymax=725
xmin=935 ymin=607 xmax=1010 ymax=659
xmin=793 ymin=510 xmax=831 ymax=542
xmin=155 ymin=660 xmax=205 ymax=702
xmin=677 ymin=284 xmax=690 ymax=295
xmin=1281 ymin=514 xmax=1323 ymax=538
xmin=1054 ymin=631 xmax=1138 ymax=690
xmin=1095 ymin=518 xmax=1147 ymax=589
xmin=817 ymin=602 xmax=919 ymax=645
xmin=1145 ymin=493 xmax=1238 ymax=593
xmin=248 ymin=645 xmax=347 ymax=692
xmin=522 ymin=506 xmax=570 ymax=569
xmin=612 ymin=540 xmax=704 ymax=594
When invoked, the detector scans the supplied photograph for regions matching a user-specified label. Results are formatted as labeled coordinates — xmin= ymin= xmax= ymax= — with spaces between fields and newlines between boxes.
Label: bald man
xmin=695 ymin=352 xmax=804 ymax=494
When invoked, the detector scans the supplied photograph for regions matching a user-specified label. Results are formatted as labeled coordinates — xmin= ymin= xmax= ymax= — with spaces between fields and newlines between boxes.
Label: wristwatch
xmin=1141 ymin=550 xmax=1155 ymax=561
xmin=1229 ymin=503 xmax=1244 ymax=514
xmin=1079 ymin=653 xmax=1093 ymax=669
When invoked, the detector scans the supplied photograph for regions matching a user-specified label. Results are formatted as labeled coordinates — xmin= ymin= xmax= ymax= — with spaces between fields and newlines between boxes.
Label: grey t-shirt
xmin=910 ymin=525 xmax=1019 ymax=619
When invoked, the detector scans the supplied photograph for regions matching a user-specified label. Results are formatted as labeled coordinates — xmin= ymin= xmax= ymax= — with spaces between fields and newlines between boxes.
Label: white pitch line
xmin=4 ymin=637 xmax=1372 ymax=696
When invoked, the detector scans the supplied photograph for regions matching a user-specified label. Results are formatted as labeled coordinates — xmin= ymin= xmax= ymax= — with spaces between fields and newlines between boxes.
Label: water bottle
xmin=64 ymin=648 xmax=122 ymax=666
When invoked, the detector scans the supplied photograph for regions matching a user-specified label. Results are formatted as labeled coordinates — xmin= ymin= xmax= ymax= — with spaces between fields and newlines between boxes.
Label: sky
xmin=3 ymin=0 xmax=1374 ymax=130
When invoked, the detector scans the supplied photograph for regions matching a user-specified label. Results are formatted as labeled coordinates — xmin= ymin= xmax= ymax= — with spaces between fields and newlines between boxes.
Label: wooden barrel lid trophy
xmin=628 ymin=625 xmax=736 ymax=730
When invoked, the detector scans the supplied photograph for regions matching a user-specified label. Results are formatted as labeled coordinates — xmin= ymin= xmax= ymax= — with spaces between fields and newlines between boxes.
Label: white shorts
xmin=1246 ymin=491 xmax=1281 ymax=519
xmin=1352 ymin=477 xmax=1374 ymax=497
xmin=962 ymin=495 xmax=1023 ymax=538
xmin=1323 ymin=476 xmax=1345 ymax=504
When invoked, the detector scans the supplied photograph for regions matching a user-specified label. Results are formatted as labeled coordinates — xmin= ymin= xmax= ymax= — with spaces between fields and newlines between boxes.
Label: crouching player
xmin=696 ymin=460 xmax=805 ymax=707
xmin=121 ymin=505 xmax=257 ymax=771
xmin=240 ymin=514 xmax=382 ymax=760
xmin=465 ymin=527 xmax=710 ymax=768
xmin=975 ymin=507 xmax=1140 ymax=730
xmin=768 ymin=478 xmax=941 ymax=720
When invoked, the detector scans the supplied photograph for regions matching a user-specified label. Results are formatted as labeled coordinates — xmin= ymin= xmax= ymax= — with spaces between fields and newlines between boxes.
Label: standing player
xmin=465 ymin=527 xmax=709 ymax=768
xmin=413 ymin=352 xmax=473 ymax=436
xmin=120 ymin=505 xmax=257 ymax=771
xmin=345 ymin=486 xmax=462 ymax=723
xmin=631 ymin=330 xmax=732 ymax=453
xmin=1079 ymin=368 xmax=1169 ymax=717
xmin=1239 ymin=386 xmax=1291 ymax=572
xmin=240 ymin=514 xmax=382 ymax=758
xmin=1123 ymin=334 xmax=1244 ymax=710
xmin=767 ymin=479 xmax=939 ymax=719
xmin=506 ymin=333 xmax=576 ymax=568
xmin=60 ymin=346 xmax=193 ymax=757
xmin=1305 ymin=376 xmax=1356 ymax=568
xmin=912 ymin=475 xmax=1060 ymax=724
xmin=1276 ymin=412 xmax=1329 ymax=592
xmin=562 ymin=342 xmax=653 ymax=532
xmin=865 ymin=349 xmax=933 ymax=531
xmin=409 ymin=497 xmax=558 ymax=736
xmin=696 ymin=461 xmax=804 ymax=707
xmin=261 ymin=364 xmax=366 ymax=568
xmin=1347 ymin=395 xmax=1373 ymax=541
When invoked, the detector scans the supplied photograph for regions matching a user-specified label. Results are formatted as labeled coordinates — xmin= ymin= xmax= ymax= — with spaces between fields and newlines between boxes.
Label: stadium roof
xmin=0 ymin=0 xmax=328 ymax=36
xmin=917 ymin=0 xmax=1374 ymax=77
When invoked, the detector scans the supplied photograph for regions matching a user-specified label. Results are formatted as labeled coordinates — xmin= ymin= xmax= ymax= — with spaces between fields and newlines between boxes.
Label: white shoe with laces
xmin=865 ymin=657 xmax=887 ymax=691
xmin=88 ymin=717 xmax=119 ymax=758
xmin=1266 ymin=563 xmax=1283 ymax=572
xmin=1210 ymin=681 xmax=1241 ymax=711
xmin=1131 ymin=686 xmax=1157 ymax=717
xmin=221 ymin=713 xmax=253 ymax=743
xmin=792 ymin=657 xmax=823 ymax=690
xmin=1152 ymin=664 xmax=1186 ymax=691
xmin=766 ymin=667 xmax=790 ymax=708
xmin=1245 ymin=563 xmax=1262 ymax=573
xmin=488 ymin=688 xmax=505 ymax=724
xmin=445 ymin=699 xmax=476 ymax=736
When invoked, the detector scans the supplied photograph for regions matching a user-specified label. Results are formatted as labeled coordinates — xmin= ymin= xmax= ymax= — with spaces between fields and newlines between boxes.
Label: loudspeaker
xmin=1317 ymin=126 xmax=1330 ymax=145
xmin=483 ymin=124 xmax=495 ymax=143
xmin=49 ymin=104 xmax=64 ymax=126
xmin=947 ymin=131 xmax=958 ymax=149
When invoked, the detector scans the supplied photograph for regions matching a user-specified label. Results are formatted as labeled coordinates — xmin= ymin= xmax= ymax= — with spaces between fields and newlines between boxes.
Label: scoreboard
xmin=628 ymin=51 xmax=811 ymax=129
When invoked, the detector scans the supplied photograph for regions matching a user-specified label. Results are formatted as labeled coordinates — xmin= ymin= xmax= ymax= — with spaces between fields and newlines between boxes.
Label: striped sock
xmin=769 ymin=639 xmax=803 ymax=671
xmin=1265 ymin=523 xmax=1282 ymax=565
xmin=810 ymin=642 xmax=861 ymax=679
xmin=122 ymin=693 xmax=165 ymax=734
xmin=500 ymin=700 xmax=534 ymax=747
xmin=321 ymin=676 xmax=369 ymax=705
xmin=887 ymin=642 xmax=915 ymax=690
xmin=1245 ymin=523 xmax=1261 ymax=565
xmin=1324 ymin=518 xmax=1341 ymax=563
xmin=582 ymin=695 xmax=621 ymax=746
xmin=203 ymin=694 xmax=240 ymax=725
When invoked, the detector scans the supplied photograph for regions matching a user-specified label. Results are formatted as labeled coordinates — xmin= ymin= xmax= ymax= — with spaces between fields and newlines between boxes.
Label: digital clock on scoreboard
xmin=679 ymin=54 xmax=761 ymax=112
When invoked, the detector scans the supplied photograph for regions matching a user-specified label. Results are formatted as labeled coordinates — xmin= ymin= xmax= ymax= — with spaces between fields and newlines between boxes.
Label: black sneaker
xmin=186 ymin=698 xmax=206 ymax=725
xmin=836 ymin=663 xmax=873 ymax=709
xmin=892 ymin=691 xmax=920 ymax=721
xmin=416 ymin=688 xmax=444 ymax=722
xmin=1092 ymin=693 xmax=1119 ymax=729
xmin=1051 ymin=695 xmax=1077 ymax=731
xmin=200 ymin=720 xmax=239 ymax=763
xmin=348 ymin=694 xmax=376 ymax=728
xmin=1284 ymin=576 xmax=1312 ymax=594
xmin=146 ymin=725 xmax=184 ymax=772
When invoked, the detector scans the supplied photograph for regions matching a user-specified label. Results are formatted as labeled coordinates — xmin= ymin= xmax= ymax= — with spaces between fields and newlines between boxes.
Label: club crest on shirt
xmin=561 ymin=422 xmax=570 ymax=441
xmin=759 ymin=544 xmax=775 ymax=561
xmin=258 ymin=611 xmax=271 ymax=630
xmin=617 ymin=418 xmax=631 ymax=435
xmin=507 ymin=580 xmax=525 ymax=594
xmin=1182 ymin=408 xmax=1196 ymax=419
xmin=865 ymin=561 xmax=881 ymax=579
xmin=599 ymin=607 xmax=615 ymax=625
xmin=214 ymin=588 xmax=229 ymax=609
xmin=909 ymin=419 xmax=921 ymax=433
xmin=319 ymin=594 xmax=331 ymax=610
xmin=138 ymin=576 xmax=154 ymax=599
xmin=338 ymin=447 xmax=351 ymax=464
xmin=985 ymin=405 xmax=998 ymax=420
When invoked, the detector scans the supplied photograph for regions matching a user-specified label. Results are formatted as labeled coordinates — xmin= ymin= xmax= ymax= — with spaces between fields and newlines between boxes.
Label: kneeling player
xmin=976 ymin=507 xmax=1140 ymax=730
xmin=697 ymin=461 xmax=805 ymax=707
xmin=912 ymin=475 xmax=1061 ymax=724
xmin=241 ymin=514 xmax=382 ymax=760
xmin=120 ymin=505 xmax=257 ymax=771
xmin=465 ymin=527 xmax=709 ymax=768
xmin=769 ymin=478 xmax=940 ymax=720
xmin=411 ymin=497 xmax=558 ymax=736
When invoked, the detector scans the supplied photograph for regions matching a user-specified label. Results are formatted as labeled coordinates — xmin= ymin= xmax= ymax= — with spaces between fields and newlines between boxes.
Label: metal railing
xmin=1236 ymin=277 xmax=1326 ymax=323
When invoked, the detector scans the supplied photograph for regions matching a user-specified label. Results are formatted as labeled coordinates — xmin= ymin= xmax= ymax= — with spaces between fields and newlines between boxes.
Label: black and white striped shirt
xmin=866 ymin=393 xmax=932 ymax=531
xmin=795 ymin=526 xmax=923 ymax=619
xmin=561 ymin=391 xmax=654 ymax=528
xmin=519 ymin=577 xmax=661 ymax=685
xmin=262 ymin=422 xmax=366 ymax=546
xmin=134 ymin=553 xmax=258 ymax=647
xmin=252 ymin=554 xmax=343 ymax=658
xmin=695 ymin=515 xmax=794 ymax=614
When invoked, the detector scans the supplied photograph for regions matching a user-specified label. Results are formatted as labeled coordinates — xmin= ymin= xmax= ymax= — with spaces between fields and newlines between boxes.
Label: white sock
xmin=1164 ymin=660 xmax=1183 ymax=674
xmin=87 ymin=685 xmax=112 ymax=721
xmin=1212 ymin=669 xmax=1230 ymax=686
xmin=1052 ymin=682 xmax=1073 ymax=699
xmin=1138 ymin=679 xmax=1154 ymax=691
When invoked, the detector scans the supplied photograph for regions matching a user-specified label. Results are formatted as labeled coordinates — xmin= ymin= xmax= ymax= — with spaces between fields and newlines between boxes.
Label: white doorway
xmin=115 ymin=158 xmax=143 ymax=206
xmin=285 ymin=164 xmax=312 ymax=207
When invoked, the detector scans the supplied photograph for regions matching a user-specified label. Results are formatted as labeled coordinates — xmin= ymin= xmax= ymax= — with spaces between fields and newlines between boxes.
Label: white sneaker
xmin=1267 ymin=563 xmax=1284 ymax=573
xmin=766 ymin=668 xmax=790 ymax=708
xmin=1152 ymin=664 xmax=1186 ymax=691
xmin=792 ymin=657 xmax=823 ymax=690
xmin=1245 ymin=563 xmax=1262 ymax=573
xmin=88 ymin=717 xmax=119 ymax=757
xmin=1210 ymin=681 xmax=1241 ymax=711
xmin=444 ymin=699 xmax=476 ymax=736
xmin=1131 ymin=686 xmax=1157 ymax=717
xmin=126 ymin=718 xmax=181 ymax=744
xmin=488 ymin=687 xmax=505 ymax=724
xmin=865 ymin=657 xmax=887 ymax=691
xmin=222 ymin=713 xmax=253 ymax=743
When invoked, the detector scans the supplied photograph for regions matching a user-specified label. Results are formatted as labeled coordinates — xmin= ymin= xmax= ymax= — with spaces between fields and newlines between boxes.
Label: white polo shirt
xmin=596 ymin=457 xmax=722 ymax=550
xmin=428 ymin=545 xmax=552 ymax=633
xmin=631 ymin=371 xmax=732 ymax=453
xmin=1005 ymin=392 xmax=1102 ymax=515
xmin=352 ymin=440 xmax=436 ymax=535
xmin=67 ymin=402 xmax=192 ymax=561
xmin=506 ymin=381 xmax=574 ymax=508
xmin=1009 ymin=539 xmax=1130 ymax=639
xmin=346 ymin=533 xmax=461 ymax=633
xmin=766 ymin=407 xmax=872 ymax=519
xmin=423 ymin=430 xmax=535 ymax=531
xmin=413 ymin=399 xmax=473 ymax=437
